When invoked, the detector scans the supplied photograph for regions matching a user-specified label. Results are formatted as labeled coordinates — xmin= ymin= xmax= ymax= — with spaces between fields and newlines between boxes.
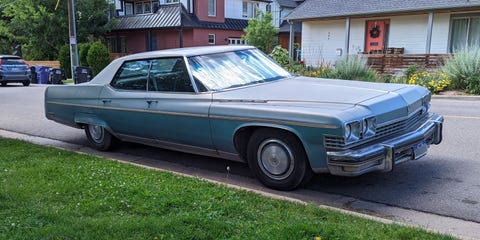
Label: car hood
xmin=213 ymin=77 xmax=407 ymax=105
xmin=212 ymin=77 xmax=429 ymax=124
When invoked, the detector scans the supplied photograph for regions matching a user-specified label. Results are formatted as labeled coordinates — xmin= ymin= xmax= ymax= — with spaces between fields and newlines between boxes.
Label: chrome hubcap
xmin=257 ymin=139 xmax=294 ymax=180
xmin=88 ymin=125 xmax=104 ymax=144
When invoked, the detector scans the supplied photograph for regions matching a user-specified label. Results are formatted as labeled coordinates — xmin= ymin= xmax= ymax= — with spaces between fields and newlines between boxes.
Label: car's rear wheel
xmin=1 ymin=82 xmax=6 ymax=87
xmin=22 ymin=80 xmax=30 ymax=86
xmin=85 ymin=124 xmax=116 ymax=151
xmin=247 ymin=129 xmax=313 ymax=190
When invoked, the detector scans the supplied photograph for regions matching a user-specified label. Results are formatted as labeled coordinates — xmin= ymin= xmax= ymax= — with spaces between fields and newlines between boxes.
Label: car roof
xmin=0 ymin=55 xmax=22 ymax=59
xmin=118 ymin=45 xmax=256 ymax=61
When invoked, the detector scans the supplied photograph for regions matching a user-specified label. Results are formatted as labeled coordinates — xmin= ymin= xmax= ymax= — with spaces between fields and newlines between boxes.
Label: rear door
xmin=144 ymin=57 xmax=214 ymax=150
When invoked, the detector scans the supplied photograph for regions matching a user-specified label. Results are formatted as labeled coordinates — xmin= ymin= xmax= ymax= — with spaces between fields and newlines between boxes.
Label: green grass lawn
xmin=0 ymin=138 xmax=455 ymax=240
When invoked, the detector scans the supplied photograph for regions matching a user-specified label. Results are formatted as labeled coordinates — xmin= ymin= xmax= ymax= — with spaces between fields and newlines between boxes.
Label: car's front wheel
xmin=22 ymin=80 xmax=30 ymax=86
xmin=247 ymin=129 xmax=313 ymax=190
xmin=85 ymin=124 xmax=116 ymax=151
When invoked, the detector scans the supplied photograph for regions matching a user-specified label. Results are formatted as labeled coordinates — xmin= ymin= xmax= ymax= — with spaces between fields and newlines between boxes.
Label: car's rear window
xmin=1 ymin=58 xmax=24 ymax=65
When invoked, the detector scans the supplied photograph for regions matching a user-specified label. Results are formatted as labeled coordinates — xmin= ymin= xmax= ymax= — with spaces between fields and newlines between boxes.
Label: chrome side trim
xmin=46 ymin=101 xmax=338 ymax=129
xmin=117 ymin=134 xmax=244 ymax=162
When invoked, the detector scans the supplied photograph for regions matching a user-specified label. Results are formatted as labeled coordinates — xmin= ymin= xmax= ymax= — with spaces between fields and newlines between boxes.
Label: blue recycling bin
xmin=35 ymin=66 xmax=51 ymax=84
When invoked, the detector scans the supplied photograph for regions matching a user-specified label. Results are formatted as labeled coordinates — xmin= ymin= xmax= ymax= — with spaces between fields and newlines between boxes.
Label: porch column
xmin=288 ymin=21 xmax=295 ymax=59
xmin=426 ymin=11 xmax=434 ymax=54
xmin=345 ymin=17 xmax=351 ymax=56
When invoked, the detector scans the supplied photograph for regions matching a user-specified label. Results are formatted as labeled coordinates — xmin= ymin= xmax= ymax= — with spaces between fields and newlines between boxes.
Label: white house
xmin=285 ymin=0 xmax=480 ymax=66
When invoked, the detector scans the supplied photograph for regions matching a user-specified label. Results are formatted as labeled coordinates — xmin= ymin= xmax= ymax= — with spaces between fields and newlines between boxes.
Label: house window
xmin=107 ymin=36 xmax=126 ymax=53
xmin=144 ymin=2 xmax=152 ymax=13
xmin=125 ymin=2 xmax=133 ymax=15
xmin=135 ymin=2 xmax=143 ymax=14
xmin=165 ymin=0 xmax=179 ymax=3
xmin=208 ymin=0 xmax=216 ymax=16
xmin=266 ymin=4 xmax=271 ymax=13
xmin=242 ymin=1 xmax=259 ymax=18
xmin=208 ymin=34 xmax=215 ymax=44
xmin=450 ymin=15 xmax=480 ymax=52
xmin=227 ymin=37 xmax=247 ymax=45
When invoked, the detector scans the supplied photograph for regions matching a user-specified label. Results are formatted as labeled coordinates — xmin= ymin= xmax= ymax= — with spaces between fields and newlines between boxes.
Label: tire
xmin=84 ymin=124 xmax=116 ymax=151
xmin=247 ymin=129 xmax=313 ymax=190
xmin=22 ymin=80 xmax=30 ymax=86
xmin=1 ymin=82 xmax=6 ymax=87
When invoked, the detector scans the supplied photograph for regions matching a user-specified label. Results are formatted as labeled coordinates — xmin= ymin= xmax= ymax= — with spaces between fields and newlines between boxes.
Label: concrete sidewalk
xmin=1 ymin=128 xmax=479 ymax=240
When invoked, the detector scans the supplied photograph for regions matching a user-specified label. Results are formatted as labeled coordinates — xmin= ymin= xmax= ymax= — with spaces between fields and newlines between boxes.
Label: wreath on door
xmin=370 ymin=25 xmax=380 ymax=38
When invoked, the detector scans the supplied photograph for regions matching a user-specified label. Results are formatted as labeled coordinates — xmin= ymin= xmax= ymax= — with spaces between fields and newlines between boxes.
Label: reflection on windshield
xmin=188 ymin=49 xmax=291 ymax=91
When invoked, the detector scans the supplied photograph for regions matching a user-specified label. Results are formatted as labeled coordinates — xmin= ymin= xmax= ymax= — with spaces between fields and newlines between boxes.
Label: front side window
xmin=208 ymin=0 xmax=216 ymax=16
xmin=148 ymin=58 xmax=194 ymax=92
xmin=450 ymin=15 xmax=480 ymax=52
xmin=188 ymin=49 xmax=291 ymax=91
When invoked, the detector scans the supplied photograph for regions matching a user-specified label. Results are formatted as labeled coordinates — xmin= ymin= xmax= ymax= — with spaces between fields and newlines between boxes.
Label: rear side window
xmin=110 ymin=57 xmax=195 ymax=93
xmin=111 ymin=60 xmax=150 ymax=91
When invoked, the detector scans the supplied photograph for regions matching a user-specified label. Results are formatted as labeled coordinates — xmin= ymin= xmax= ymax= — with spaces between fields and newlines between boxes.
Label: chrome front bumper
xmin=326 ymin=113 xmax=443 ymax=176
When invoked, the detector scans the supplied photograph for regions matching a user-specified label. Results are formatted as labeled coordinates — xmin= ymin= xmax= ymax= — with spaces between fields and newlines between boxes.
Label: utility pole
xmin=67 ymin=0 xmax=79 ymax=79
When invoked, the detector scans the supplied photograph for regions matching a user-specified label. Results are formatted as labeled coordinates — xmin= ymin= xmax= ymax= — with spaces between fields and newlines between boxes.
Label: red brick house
xmin=107 ymin=0 xmax=271 ymax=56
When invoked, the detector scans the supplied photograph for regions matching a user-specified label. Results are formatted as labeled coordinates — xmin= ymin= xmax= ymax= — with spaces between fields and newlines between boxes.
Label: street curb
xmin=0 ymin=129 xmax=478 ymax=240
xmin=432 ymin=94 xmax=480 ymax=101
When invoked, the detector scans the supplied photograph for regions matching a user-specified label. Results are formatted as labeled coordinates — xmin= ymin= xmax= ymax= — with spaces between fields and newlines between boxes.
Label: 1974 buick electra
xmin=45 ymin=46 xmax=443 ymax=190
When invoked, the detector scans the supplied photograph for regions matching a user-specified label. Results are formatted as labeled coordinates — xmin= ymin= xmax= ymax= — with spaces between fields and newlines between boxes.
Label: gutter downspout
xmin=426 ymin=11 xmax=434 ymax=54
xmin=288 ymin=20 xmax=294 ymax=59
xmin=345 ymin=17 xmax=351 ymax=56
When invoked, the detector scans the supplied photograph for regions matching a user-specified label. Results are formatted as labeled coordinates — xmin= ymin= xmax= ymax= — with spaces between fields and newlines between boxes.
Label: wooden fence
xmin=365 ymin=54 xmax=450 ymax=75
xmin=26 ymin=61 xmax=60 ymax=69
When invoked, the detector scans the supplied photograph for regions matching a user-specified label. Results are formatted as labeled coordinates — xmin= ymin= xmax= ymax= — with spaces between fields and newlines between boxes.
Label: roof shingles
xmin=286 ymin=0 xmax=480 ymax=21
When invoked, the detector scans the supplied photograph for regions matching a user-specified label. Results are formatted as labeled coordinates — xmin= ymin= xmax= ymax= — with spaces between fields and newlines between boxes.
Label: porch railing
xmin=364 ymin=54 xmax=451 ymax=75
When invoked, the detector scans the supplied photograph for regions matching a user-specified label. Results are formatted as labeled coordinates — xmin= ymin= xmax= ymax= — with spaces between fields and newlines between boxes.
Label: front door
xmin=365 ymin=20 xmax=390 ymax=54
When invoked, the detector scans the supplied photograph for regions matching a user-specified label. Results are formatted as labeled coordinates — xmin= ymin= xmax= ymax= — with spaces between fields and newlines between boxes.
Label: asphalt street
xmin=1 ymin=84 xmax=480 ymax=238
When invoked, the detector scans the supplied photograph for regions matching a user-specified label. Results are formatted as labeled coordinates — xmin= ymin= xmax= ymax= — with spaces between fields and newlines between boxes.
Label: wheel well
xmin=234 ymin=126 xmax=309 ymax=163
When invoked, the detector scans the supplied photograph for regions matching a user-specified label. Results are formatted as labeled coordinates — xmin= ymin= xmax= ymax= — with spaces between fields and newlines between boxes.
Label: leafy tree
xmin=243 ymin=10 xmax=278 ymax=53
xmin=58 ymin=44 xmax=71 ymax=77
xmin=87 ymin=41 xmax=110 ymax=76
xmin=0 ymin=0 xmax=114 ymax=60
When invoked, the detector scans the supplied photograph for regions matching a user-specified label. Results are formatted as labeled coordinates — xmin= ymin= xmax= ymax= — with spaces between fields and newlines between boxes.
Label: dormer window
xmin=208 ymin=0 xmax=216 ymax=17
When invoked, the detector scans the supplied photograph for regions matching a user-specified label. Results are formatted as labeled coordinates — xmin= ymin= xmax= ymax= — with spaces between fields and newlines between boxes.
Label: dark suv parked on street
xmin=0 ymin=55 xmax=31 ymax=86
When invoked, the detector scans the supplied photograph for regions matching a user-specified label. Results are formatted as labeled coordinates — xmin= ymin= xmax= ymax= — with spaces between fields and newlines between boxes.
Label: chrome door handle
xmin=146 ymin=100 xmax=158 ymax=104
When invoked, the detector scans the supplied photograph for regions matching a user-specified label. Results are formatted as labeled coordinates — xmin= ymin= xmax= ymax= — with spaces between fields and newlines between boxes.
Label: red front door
xmin=365 ymin=20 xmax=390 ymax=54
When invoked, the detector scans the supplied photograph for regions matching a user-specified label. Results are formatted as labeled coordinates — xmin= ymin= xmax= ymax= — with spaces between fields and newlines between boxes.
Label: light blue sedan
xmin=45 ymin=46 xmax=443 ymax=190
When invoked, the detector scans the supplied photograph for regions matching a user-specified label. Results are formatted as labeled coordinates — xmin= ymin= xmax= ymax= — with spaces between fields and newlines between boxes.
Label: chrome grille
xmin=324 ymin=110 xmax=427 ymax=150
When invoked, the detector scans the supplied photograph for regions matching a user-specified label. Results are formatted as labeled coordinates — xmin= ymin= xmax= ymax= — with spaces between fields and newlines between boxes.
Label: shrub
xmin=269 ymin=45 xmax=291 ymax=67
xmin=78 ymin=43 xmax=92 ymax=67
xmin=442 ymin=47 xmax=480 ymax=94
xmin=87 ymin=41 xmax=110 ymax=76
xmin=58 ymin=44 xmax=71 ymax=78
xmin=408 ymin=70 xmax=451 ymax=94
xmin=333 ymin=55 xmax=377 ymax=81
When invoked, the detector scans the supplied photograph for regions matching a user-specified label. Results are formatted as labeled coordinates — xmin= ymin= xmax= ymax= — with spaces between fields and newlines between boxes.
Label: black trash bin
xmin=74 ymin=67 xmax=92 ymax=84
xmin=30 ymin=66 xmax=38 ymax=84
xmin=50 ymin=68 xmax=66 ymax=84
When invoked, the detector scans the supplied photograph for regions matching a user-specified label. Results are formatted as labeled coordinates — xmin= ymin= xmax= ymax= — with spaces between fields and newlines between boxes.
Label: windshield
xmin=187 ymin=49 xmax=291 ymax=91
